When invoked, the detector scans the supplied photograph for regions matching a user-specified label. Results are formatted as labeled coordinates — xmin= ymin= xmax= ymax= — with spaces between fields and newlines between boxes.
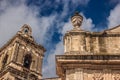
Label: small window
xmin=24 ymin=27 xmax=29 ymax=34
xmin=23 ymin=54 xmax=32 ymax=69
xmin=24 ymin=28 xmax=28 ymax=33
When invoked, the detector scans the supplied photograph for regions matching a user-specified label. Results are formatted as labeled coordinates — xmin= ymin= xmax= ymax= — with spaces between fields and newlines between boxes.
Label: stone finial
xmin=71 ymin=12 xmax=83 ymax=29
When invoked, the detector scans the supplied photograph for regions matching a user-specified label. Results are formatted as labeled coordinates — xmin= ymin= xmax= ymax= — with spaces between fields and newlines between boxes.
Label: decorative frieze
xmin=56 ymin=55 xmax=120 ymax=60
xmin=93 ymin=72 xmax=104 ymax=80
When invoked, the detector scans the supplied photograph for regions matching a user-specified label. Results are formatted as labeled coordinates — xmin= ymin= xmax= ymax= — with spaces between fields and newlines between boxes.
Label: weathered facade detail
xmin=56 ymin=12 xmax=120 ymax=80
xmin=0 ymin=24 xmax=46 ymax=80
xmin=64 ymin=26 xmax=120 ymax=55
xmin=1 ymin=12 xmax=120 ymax=80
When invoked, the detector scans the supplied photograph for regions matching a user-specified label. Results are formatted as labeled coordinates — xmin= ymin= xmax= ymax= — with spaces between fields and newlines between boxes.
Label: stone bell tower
xmin=0 ymin=24 xmax=46 ymax=80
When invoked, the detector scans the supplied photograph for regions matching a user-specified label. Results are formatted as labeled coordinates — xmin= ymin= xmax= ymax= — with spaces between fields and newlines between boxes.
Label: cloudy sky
xmin=0 ymin=0 xmax=120 ymax=78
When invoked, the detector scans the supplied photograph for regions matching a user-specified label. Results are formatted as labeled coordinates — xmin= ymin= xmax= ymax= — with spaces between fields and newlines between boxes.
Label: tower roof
xmin=0 ymin=24 xmax=46 ymax=53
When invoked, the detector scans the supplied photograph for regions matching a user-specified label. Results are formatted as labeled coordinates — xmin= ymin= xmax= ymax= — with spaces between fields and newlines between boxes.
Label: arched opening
xmin=24 ymin=27 xmax=29 ymax=34
xmin=23 ymin=54 xmax=32 ymax=69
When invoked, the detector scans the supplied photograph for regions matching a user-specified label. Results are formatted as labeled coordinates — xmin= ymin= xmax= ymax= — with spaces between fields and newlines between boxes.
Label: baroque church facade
xmin=0 ymin=13 xmax=120 ymax=80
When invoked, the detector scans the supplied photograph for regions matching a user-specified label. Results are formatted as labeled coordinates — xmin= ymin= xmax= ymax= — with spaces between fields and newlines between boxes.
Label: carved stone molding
xmin=93 ymin=72 xmax=104 ymax=80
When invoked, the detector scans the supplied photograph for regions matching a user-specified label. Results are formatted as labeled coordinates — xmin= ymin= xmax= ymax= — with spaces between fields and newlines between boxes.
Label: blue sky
xmin=0 ymin=0 xmax=120 ymax=78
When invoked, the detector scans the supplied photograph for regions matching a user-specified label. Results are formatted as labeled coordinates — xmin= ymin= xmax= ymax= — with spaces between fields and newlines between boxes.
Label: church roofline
xmin=104 ymin=25 xmax=120 ymax=31
xmin=64 ymin=24 xmax=120 ymax=36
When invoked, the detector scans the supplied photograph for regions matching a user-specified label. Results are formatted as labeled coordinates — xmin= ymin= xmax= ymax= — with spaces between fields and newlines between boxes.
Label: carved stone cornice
xmin=64 ymin=30 xmax=120 ymax=38
xmin=64 ymin=51 xmax=92 ymax=55
xmin=56 ymin=55 xmax=120 ymax=60
xmin=64 ymin=30 xmax=86 ymax=37
xmin=56 ymin=55 xmax=120 ymax=77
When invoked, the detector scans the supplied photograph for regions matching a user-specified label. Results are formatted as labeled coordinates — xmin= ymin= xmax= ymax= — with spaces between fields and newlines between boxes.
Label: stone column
xmin=37 ymin=55 xmax=42 ymax=73
xmin=95 ymin=37 xmax=100 ymax=53
xmin=16 ymin=45 xmax=25 ymax=65
xmin=85 ymin=36 xmax=91 ymax=52
xmin=64 ymin=38 xmax=67 ymax=52
xmin=106 ymin=69 xmax=112 ymax=80
xmin=79 ymin=34 xmax=85 ymax=52
xmin=71 ymin=36 xmax=79 ymax=51
xmin=70 ymin=36 xmax=72 ymax=52
xmin=66 ymin=69 xmax=75 ymax=80
xmin=11 ymin=42 xmax=19 ymax=62
xmin=75 ymin=68 xmax=83 ymax=80
xmin=7 ymin=48 xmax=12 ymax=64
xmin=66 ymin=37 xmax=69 ymax=53
xmin=31 ymin=59 xmax=36 ymax=71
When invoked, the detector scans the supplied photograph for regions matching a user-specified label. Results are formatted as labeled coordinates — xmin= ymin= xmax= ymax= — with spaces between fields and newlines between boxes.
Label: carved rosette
xmin=112 ymin=73 xmax=120 ymax=80
xmin=93 ymin=72 xmax=104 ymax=80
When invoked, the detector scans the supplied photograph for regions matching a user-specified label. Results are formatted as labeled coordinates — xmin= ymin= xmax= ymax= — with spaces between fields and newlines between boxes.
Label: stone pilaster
xmin=11 ymin=42 xmax=19 ymax=62
xmin=16 ymin=45 xmax=25 ymax=65
xmin=66 ymin=69 xmax=75 ymax=80
xmin=75 ymin=68 xmax=83 ymax=80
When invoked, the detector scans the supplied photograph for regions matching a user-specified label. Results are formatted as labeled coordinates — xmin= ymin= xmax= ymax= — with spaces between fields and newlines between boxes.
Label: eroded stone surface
xmin=56 ymin=13 xmax=120 ymax=80
xmin=0 ymin=24 xmax=45 ymax=80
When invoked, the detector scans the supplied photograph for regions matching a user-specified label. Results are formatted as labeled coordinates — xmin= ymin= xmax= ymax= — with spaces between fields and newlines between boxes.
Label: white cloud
xmin=71 ymin=0 xmax=90 ymax=5
xmin=0 ymin=0 xmax=56 ymax=46
xmin=55 ymin=0 xmax=90 ymax=18
xmin=108 ymin=4 xmax=120 ymax=28
xmin=56 ymin=0 xmax=90 ymax=5
xmin=61 ymin=20 xmax=72 ymax=34
xmin=81 ymin=14 xmax=95 ymax=31
xmin=43 ymin=41 xmax=64 ymax=78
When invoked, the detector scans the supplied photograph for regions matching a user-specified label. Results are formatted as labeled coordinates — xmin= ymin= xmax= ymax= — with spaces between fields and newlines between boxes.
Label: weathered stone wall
xmin=89 ymin=35 xmax=120 ymax=54
xmin=64 ymin=32 xmax=87 ymax=54
xmin=64 ymin=30 xmax=120 ymax=55
xmin=0 ymin=44 xmax=14 ymax=70
xmin=65 ymin=68 xmax=120 ymax=80
xmin=57 ymin=13 xmax=120 ymax=80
